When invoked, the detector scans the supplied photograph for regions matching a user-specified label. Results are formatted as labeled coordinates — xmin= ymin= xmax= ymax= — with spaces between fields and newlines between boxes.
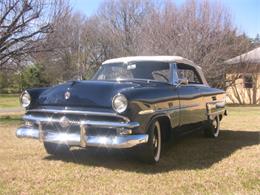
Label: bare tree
xmin=0 ymin=0 xmax=65 ymax=70
xmin=24 ymin=0 xmax=253 ymax=88
xmin=96 ymin=0 xmax=152 ymax=56
xmin=34 ymin=7 xmax=89 ymax=83
xmin=140 ymin=0 xmax=252 ymax=87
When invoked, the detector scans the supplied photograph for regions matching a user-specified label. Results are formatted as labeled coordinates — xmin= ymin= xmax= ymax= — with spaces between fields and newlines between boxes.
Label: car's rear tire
xmin=44 ymin=142 xmax=70 ymax=156
xmin=137 ymin=120 xmax=162 ymax=164
xmin=204 ymin=116 xmax=220 ymax=138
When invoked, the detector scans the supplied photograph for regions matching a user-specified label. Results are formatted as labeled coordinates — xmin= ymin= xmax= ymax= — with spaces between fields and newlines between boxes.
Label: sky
xmin=71 ymin=0 xmax=260 ymax=38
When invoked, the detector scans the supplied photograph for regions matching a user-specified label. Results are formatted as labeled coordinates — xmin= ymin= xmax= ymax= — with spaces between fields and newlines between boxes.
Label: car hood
xmin=37 ymin=80 xmax=140 ymax=109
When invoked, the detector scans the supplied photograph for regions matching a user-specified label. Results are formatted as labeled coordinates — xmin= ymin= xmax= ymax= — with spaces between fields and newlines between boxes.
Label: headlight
xmin=20 ymin=91 xmax=31 ymax=108
xmin=112 ymin=94 xmax=128 ymax=113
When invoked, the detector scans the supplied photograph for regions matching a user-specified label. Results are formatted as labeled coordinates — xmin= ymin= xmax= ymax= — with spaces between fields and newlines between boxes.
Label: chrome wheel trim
xmin=213 ymin=117 xmax=219 ymax=137
xmin=153 ymin=122 xmax=161 ymax=162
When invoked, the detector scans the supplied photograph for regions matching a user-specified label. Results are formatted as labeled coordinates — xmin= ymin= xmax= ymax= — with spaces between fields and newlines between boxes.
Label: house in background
xmin=225 ymin=47 xmax=260 ymax=104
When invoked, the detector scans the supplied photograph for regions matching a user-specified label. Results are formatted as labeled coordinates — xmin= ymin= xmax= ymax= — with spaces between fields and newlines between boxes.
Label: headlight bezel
xmin=20 ymin=91 xmax=31 ymax=108
xmin=112 ymin=93 xmax=128 ymax=114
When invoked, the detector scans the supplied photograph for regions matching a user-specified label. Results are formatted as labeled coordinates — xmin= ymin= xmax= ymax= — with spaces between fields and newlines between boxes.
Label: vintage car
xmin=16 ymin=56 xmax=227 ymax=163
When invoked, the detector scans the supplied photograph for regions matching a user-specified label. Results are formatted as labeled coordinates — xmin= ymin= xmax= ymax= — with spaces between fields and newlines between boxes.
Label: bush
xmin=20 ymin=64 xmax=49 ymax=90
xmin=0 ymin=64 xmax=49 ymax=94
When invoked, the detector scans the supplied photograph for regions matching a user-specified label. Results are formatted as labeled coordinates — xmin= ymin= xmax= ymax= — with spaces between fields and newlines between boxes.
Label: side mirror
xmin=176 ymin=78 xmax=188 ymax=87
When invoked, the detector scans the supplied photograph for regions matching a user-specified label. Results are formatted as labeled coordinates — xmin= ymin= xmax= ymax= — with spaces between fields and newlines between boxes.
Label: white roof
xmin=225 ymin=47 xmax=260 ymax=65
xmin=102 ymin=56 xmax=196 ymax=66
xmin=102 ymin=55 xmax=208 ymax=85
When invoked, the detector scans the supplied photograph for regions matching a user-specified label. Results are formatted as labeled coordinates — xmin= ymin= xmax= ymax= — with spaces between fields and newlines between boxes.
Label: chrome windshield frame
xmin=92 ymin=61 xmax=173 ymax=84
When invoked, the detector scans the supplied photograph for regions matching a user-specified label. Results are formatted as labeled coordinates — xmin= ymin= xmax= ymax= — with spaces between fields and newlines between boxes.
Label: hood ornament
xmin=64 ymin=91 xmax=71 ymax=100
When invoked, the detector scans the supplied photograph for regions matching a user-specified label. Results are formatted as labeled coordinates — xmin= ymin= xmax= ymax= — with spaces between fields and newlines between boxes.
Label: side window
xmin=177 ymin=63 xmax=203 ymax=84
xmin=130 ymin=61 xmax=170 ymax=82
xmin=152 ymin=69 xmax=170 ymax=82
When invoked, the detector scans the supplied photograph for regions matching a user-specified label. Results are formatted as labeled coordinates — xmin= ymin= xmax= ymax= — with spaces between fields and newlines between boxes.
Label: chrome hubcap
xmin=153 ymin=136 xmax=158 ymax=148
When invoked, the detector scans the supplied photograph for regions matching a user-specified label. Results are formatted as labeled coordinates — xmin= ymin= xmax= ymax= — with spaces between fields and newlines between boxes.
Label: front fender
xmin=25 ymin=87 xmax=49 ymax=110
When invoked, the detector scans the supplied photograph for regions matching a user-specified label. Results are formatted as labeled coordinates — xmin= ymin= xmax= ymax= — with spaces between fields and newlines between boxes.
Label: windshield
xmin=92 ymin=61 xmax=170 ymax=82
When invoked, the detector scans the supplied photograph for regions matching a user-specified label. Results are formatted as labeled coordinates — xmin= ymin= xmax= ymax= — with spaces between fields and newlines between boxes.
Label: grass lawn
xmin=0 ymin=107 xmax=259 ymax=194
xmin=0 ymin=94 xmax=20 ymax=108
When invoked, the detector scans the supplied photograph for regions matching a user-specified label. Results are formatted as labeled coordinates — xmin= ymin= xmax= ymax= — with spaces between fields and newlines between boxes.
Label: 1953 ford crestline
xmin=16 ymin=56 xmax=227 ymax=163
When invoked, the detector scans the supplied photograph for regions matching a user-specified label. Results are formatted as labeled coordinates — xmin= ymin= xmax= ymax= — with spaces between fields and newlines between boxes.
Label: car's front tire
xmin=137 ymin=120 xmax=162 ymax=164
xmin=204 ymin=116 xmax=220 ymax=138
xmin=44 ymin=142 xmax=70 ymax=156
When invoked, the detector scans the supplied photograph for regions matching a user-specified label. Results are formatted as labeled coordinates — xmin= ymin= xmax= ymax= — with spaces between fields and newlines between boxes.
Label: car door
xmin=176 ymin=63 xmax=205 ymax=127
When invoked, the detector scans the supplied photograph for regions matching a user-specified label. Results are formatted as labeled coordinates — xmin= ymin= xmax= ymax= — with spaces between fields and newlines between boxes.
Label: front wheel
xmin=137 ymin=120 xmax=162 ymax=164
xmin=204 ymin=116 xmax=220 ymax=138
xmin=44 ymin=142 xmax=70 ymax=156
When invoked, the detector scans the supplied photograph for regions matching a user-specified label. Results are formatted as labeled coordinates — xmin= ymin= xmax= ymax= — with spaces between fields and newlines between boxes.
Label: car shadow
xmin=43 ymin=129 xmax=259 ymax=173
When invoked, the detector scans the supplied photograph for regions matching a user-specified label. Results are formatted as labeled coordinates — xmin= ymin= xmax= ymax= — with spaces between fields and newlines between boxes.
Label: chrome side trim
xmin=23 ymin=115 xmax=139 ymax=129
xmin=81 ymin=120 xmax=139 ymax=129
xmin=16 ymin=126 xmax=148 ymax=148
xmin=138 ymin=104 xmax=200 ymax=115
xmin=138 ymin=109 xmax=155 ymax=115
xmin=27 ymin=109 xmax=130 ymax=122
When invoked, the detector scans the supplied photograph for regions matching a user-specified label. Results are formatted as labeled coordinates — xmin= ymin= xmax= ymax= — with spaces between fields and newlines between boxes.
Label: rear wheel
xmin=204 ymin=116 xmax=220 ymax=138
xmin=137 ymin=120 xmax=162 ymax=164
xmin=44 ymin=142 xmax=70 ymax=156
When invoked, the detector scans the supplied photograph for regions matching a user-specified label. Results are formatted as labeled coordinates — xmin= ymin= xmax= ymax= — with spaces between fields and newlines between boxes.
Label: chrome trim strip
xmin=16 ymin=126 xmax=148 ymax=148
xmin=138 ymin=109 xmax=155 ymax=115
xmin=81 ymin=120 xmax=140 ymax=129
xmin=27 ymin=109 xmax=130 ymax=122
xmin=23 ymin=115 xmax=140 ymax=129
xmin=138 ymin=104 xmax=200 ymax=115
xmin=160 ymin=104 xmax=199 ymax=112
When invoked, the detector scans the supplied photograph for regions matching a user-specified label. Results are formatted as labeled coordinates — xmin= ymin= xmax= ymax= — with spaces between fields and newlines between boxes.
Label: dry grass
xmin=0 ymin=107 xmax=259 ymax=194
xmin=0 ymin=94 xmax=20 ymax=109
xmin=0 ymin=94 xmax=24 ymax=117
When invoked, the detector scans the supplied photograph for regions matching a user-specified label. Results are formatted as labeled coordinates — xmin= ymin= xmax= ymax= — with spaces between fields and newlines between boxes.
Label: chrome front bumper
xmin=16 ymin=112 xmax=148 ymax=149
